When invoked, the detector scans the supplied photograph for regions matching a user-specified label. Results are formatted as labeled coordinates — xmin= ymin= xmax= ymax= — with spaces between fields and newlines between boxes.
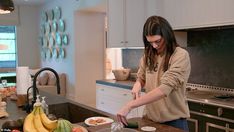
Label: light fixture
xmin=0 ymin=0 xmax=15 ymax=14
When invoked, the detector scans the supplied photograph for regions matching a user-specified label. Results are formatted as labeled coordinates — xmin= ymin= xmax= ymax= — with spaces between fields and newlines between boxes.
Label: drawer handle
xmin=101 ymin=89 xmax=104 ymax=91
xmin=101 ymin=102 xmax=104 ymax=104
xmin=217 ymin=108 xmax=223 ymax=116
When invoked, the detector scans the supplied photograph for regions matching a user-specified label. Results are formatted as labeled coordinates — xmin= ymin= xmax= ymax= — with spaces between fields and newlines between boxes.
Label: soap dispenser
xmin=41 ymin=96 xmax=49 ymax=115
xmin=34 ymin=95 xmax=41 ymax=107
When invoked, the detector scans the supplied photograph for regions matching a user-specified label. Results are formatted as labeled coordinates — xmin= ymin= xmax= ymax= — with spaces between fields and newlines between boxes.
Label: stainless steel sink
xmin=48 ymin=102 xmax=108 ymax=123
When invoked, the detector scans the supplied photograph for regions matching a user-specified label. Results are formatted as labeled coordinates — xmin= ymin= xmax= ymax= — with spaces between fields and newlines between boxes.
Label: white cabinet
xmin=162 ymin=0 xmax=234 ymax=30
xmin=145 ymin=0 xmax=163 ymax=18
xmin=96 ymin=83 xmax=145 ymax=118
xmin=107 ymin=0 xmax=146 ymax=48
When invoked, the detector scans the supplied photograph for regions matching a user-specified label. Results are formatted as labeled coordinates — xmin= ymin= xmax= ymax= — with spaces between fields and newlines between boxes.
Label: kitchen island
xmin=0 ymin=90 xmax=184 ymax=131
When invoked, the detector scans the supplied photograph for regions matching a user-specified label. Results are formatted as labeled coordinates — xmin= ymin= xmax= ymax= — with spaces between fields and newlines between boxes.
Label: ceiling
xmin=12 ymin=0 xmax=106 ymax=12
xmin=13 ymin=0 xmax=46 ymax=5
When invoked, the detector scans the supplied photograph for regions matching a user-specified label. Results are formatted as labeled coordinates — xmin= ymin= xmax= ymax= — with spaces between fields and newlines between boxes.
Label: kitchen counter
xmin=96 ymin=79 xmax=137 ymax=91
xmin=96 ymin=80 xmax=234 ymax=109
xmin=0 ymin=90 xmax=112 ymax=127
xmin=87 ymin=117 xmax=183 ymax=132
xmin=0 ymin=90 xmax=184 ymax=132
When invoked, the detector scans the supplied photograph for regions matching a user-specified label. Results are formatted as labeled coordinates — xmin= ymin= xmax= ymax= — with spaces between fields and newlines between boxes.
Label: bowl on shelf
xmin=112 ymin=68 xmax=131 ymax=81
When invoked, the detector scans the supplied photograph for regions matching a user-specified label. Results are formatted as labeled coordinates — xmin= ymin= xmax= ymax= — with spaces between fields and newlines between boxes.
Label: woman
xmin=117 ymin=16 xmax=191 ymax=131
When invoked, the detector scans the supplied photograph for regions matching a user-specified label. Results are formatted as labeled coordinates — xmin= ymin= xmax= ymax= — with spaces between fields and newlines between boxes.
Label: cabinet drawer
xmin=96 ymin=96 xmax=136 ymax=118
xmin=96 ymin=97 xmax=123 ymax=115
xmin=96 ymin=83 xmax=146 ymax=118
xmin=97 ymin=93 xmax=128 ymax=106
xmin=188 ymin=101 xmax=234 ymax=121
xmin=97 ymin=85 xmax=133 ymax=102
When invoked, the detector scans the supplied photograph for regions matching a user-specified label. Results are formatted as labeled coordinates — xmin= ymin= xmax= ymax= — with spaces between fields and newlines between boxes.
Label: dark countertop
xmin=96 ymin=80 xmax=136 ymax=90
xmin=96 ymin=80 xmax=234 ymax=109
xmin=0 ymin=90 xmax=184 ymax=132
xmin=87 ymin=117 xmax=183 ymax=132
xmin=96 ymin=80 xmax=145 ymax=92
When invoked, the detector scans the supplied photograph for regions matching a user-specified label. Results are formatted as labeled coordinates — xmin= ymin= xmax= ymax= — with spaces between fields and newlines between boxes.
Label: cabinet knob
xmin=123 ymin=93 xmax=127 ymax=96
xmin=120 ymin=41 xmax=124 ymax=43
xmin=101 ymin=102 xmax=104 ymax=104
xmin=217 ymin=107 xmax=223 ymax=116
xmin=125 ymin=41 xmax=128 ymax=43
xmin=101 ymin=89 xmax=104 ymax=91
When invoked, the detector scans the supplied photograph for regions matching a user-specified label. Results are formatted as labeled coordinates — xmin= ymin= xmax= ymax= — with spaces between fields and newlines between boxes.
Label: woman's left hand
xmin=117 ymin=101 xmax=134 ymax=126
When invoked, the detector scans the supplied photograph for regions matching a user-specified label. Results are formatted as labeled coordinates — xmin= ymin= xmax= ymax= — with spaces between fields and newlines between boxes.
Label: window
xmin=0 ymin=26 xmax=16 ymax=68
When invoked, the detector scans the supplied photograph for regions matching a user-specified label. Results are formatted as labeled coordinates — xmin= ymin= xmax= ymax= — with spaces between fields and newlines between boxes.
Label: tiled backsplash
xmin=122 ymin=49 xmax=144 ymax=73
xmin=187 ymin=28 xmax=234 ymax=89
xmin=122 ymin=28 xmax=234 ymax=89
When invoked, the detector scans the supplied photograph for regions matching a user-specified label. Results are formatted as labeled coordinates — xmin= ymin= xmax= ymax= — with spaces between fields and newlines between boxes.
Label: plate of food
xmin=84 ymin=117 xmax=114 ymax=126
xmin=72 ymin=124 xmax=88 ymax=132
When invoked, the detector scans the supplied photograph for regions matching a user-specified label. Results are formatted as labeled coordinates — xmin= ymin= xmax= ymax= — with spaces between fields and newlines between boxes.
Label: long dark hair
xmin=143 ymin=16 xmax=178 ymax=72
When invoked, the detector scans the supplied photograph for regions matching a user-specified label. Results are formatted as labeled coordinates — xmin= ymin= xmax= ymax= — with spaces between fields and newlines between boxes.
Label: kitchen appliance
xmin=186 ymin=83 xmax=234 ymax=131
xmin=186 ymin=83 xmax=234 ymax=105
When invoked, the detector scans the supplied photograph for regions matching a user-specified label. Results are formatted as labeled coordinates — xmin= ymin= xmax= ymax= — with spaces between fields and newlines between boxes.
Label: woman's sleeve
xmin=158 ymin=50 xmax=191 ymax=96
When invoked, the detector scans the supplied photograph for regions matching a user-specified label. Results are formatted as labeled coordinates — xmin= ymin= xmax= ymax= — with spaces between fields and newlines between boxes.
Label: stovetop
xmin=186 ymin=83 xmax=234 ymax=109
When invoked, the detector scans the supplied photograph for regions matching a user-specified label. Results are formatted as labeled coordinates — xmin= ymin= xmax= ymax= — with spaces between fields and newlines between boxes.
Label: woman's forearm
xmin=130 ymin=87 xmax=165 ymax=109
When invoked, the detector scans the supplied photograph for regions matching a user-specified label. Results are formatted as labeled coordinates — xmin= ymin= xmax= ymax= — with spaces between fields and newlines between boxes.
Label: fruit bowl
xmin=112 ymin=68 xmax=131 ymax=81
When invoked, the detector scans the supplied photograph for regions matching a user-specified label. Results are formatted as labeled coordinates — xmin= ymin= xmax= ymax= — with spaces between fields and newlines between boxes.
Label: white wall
xmin=40 ymin=0 xmax=106 ymax=101
xmin=0 ymin=5 xmax=40 ymax=69
xmin=74 ymin=11 xmax=105 ymax=107
xmin=17 ymin=6 xmax=41 ymax=68
xmin=39 ymin=0 xmax=80 ymax=99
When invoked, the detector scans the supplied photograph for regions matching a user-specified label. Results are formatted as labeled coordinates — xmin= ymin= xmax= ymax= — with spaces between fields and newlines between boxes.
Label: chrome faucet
xmin=31 ymin=67 xmax=61 ymax=107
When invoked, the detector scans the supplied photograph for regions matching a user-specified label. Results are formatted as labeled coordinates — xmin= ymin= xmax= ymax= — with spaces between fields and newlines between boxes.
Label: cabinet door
xmin=206 ymin=122 xmax=234 ymax=132
xmin=108 ymin=0 xmax=146 ymax=48
xmin=96 ymin=84 xmax=132 ymax=104
xmin=96 ymin=84 xmax=133 ymax=115
xmin=96 ymin=84 xmax=146 ymax=118
xmin=162 ymin=0 xmax=234 ymax=29
xmin=107 ymin=0 xmax=125 ymax=48
xmin=125 ymin=0 xmax=145 ymax=47
xmin=187 ymin=118 xmax=198 ymax=132
xmin=145 ymin=0 xmax=163 ymax=18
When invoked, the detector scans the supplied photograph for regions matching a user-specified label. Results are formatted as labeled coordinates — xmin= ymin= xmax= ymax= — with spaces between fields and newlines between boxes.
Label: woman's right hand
xmin=131 ymin=81 xmax=142 ymax=99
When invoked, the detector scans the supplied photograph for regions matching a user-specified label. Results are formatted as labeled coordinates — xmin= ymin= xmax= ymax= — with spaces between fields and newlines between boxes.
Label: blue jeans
xmin=162 ymin=118 xmax=189 ymax=131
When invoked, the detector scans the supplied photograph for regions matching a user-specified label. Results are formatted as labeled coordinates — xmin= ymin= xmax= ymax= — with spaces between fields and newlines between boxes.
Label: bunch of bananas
xmin=23 ymin=105 xmax=58 ymax=132
xmin=53 ymin=119 xmax=73 ymax=132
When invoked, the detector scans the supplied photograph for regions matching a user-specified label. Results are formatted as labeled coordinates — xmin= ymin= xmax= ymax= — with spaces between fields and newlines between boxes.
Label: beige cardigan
xmin=137 ymin=47 xmax=191 ymax=123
